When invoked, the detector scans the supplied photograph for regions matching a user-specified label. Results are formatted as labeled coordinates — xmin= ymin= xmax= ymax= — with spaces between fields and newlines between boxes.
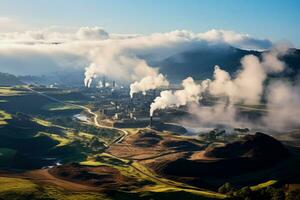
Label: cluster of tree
xmin=199 ymin=129 xmax=226 ymax=141
xmin=218 ymin=182 xmax=300 ymax=200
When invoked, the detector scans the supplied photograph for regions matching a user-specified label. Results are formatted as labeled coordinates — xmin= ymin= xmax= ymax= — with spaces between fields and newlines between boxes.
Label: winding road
xmin=25 ymin=86 xmax=128 ymax=146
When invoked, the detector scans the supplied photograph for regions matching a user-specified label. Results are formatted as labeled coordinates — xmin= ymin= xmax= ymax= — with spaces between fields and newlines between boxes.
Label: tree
xmin=266 ymin=187 xmax=285 ymax=200
xmin=235 ymin=186 xmax=252 ymax=199
xmin=218 ymin=182 xmax=236 ymax=194
xmin=287 ymin=190 xmax=300 ymax=200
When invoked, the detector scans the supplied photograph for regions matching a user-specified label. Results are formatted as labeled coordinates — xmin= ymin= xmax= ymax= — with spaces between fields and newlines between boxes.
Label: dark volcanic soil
xmin=133 ymin=131 xmax=162 ymax=147
xmin=156 ymin=132 xmax=289 ymax=180
xmin=204 ymin=132 xmax=288 ymax=159
xmin=49 ymin=163 xmax=136 ymax=189
xmin=162 ymin=140 xmax=202 ymax=151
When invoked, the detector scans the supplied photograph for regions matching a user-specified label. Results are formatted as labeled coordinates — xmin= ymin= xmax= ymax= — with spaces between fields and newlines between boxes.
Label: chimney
xmin=149 ymin=116 xmax=153 ymax=127
xmin=102 ymin=76 xmax=106 ymax=88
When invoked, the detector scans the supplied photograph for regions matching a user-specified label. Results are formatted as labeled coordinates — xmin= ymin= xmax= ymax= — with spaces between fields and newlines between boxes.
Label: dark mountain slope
xmin=158 ymin=46 xmax=300 ymax=82
xmin=158 ymin=133 xmax=288 ymax=179
xmin=204 ymin=132 xmax=288 ymax=160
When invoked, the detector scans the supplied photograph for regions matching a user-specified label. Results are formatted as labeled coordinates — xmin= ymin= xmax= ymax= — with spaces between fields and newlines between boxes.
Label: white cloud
xmin=198 ymin=29 xmax=272 ymax=50
xmin=0 ymin=26 xmax=274 ymax=81
xmin=76 ymin=26 xmax=109 ymax=40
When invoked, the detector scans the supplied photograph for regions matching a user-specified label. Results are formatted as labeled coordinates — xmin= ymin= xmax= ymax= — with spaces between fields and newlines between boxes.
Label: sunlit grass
xmin=250 ymin=180 xmax=278 ymax=191
xmin=32 ymin=118 xmax=52 ymax=127
xmin=37 ymin=132 xmax=71 ymax=147
xmin=41 ymin=186 xmax=108 ymax=200
xmin=139 ymin=184 xmax=226 ymax=199
xmin=80 ymin=153 xmax=128 ymax=167
xmin=79 ymin=153 xmax=226 ymax=199
xmin=80 ymin=160 xmax=104 ymax=167
xmin=78 ymin=132 xmax=94 ymax=139
xmin=0 ymin=178 xmax=108 ymax=200
xmin=0 ymin=110 xmax=12 ymax=125
xmin=127 ymin=162 xmax=226 ymax=199
xmin=0 ymin=177 xmax=38 ymax=194
xmin=0 ymin=87 xmax=24 ymax=96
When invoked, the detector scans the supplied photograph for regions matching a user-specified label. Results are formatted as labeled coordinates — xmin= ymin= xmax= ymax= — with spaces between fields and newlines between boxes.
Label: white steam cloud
xmin=208 ymin=44 xmax=289 ymax=104
xmin=150 ymin=77 xmax=209 ymax=116
xmin=186 ymin=102 xmax=240 ymax=128
xmin=175 ymin=44 xmax=298 ymax=132
xmin=264 ymin=81 xmax=300 ymax=130
xmin=129 ymin=73 xmax=169 ymax=98
xmin=149 ymin=45 xmax=289 ymax=118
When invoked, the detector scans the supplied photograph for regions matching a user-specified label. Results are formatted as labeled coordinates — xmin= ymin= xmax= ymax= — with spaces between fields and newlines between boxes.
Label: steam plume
xmin=150 ymin=77 xmax=209 ymax=116
xmin=176 ymin=44 xmax=296 ymax=132
xmin=208 ymin=44 xmax=289 ymax=104
xmin=84 ymin=63 xmax=97 ymax=87
xmin=129 ymin=73 xmax=169 ymax=98
xmin=264 ymin=81 xmax=300 ymax=130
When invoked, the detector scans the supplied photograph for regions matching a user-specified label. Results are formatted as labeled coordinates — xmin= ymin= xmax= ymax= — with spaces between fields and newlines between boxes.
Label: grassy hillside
xmin=0 ymin=86 xmax=123 ymax=169
xmin=0 ymin=177 xmax=107 ymax=200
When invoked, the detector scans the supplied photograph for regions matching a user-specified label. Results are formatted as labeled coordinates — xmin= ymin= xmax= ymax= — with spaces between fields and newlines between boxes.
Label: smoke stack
xmin=102 ymin=76 xmax=106 ymax=88
xmin=149 ymin=116 xmax=153 ymax=127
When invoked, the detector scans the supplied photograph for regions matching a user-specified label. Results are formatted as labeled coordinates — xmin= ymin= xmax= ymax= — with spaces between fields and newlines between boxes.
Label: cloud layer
xmin=0 ymin=27 xmax=273 ymax=84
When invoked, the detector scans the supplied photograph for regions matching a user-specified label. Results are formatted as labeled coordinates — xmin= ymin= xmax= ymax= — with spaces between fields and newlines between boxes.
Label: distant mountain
xmin=2 ymin=46 xmax=299 ymax=86
xmin=158 ymin=46 xmax=300 ymax=82
xmin=18 ymin=70 xmax=85 ymax=86
xmin=0 ymin=72 xmax=23 ymax=86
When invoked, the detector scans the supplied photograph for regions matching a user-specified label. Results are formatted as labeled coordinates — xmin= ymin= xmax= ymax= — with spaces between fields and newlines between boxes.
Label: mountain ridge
xmin=158 ymin=46 xmax=300 ymax=83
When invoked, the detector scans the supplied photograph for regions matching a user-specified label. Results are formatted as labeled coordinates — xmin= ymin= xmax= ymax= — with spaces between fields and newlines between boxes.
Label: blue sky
xmin=1 ymin=0 xmax=299 ymax=46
